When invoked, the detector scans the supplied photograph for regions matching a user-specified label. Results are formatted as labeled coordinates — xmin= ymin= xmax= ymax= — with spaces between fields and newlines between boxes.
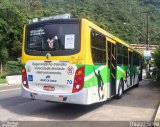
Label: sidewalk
xmin=143 ymin=70 xmax=160 ymax=123
xmin=155 ymin=104 xmax=160 ymax=122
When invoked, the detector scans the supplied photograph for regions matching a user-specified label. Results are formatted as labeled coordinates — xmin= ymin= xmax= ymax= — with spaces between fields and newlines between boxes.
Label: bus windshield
xmin=25 ymin=22 xmax=80 ymax=56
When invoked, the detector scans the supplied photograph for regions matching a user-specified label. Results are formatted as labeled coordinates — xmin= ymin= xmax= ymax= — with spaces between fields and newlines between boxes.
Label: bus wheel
xmin=116 ymin=79 xmax=124 ymax=99
xmin=135 ymin=78 xmax=139 ymax=87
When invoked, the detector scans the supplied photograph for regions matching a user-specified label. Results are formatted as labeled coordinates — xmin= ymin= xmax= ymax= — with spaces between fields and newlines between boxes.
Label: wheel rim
xmin=119 ymin=86 xmax=122 ymax=95
xmin=119 ymin=81 xmax=123 ymax=96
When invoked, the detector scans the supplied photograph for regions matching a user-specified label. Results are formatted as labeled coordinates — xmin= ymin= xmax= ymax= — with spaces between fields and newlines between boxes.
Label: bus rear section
xmin=21 ymin=19 xmax=89 ymax=105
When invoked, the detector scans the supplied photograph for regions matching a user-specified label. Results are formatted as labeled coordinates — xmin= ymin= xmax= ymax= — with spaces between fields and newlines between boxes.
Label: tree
xmin=154 ymin=46 xmax=160 ymax=68
xmin=0 ymin=46 xmax=9 ymax=74
xmin=153 ymin=45 xmax=160 ymax=81
xmin=0 ymin=0 xmax=25 ymax=73
xmin=27 ymin=0 xmax=43 ymax=18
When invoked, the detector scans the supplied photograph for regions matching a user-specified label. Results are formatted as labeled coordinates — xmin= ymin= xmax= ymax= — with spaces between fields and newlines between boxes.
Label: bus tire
xmin=116 ymin=79 xmax=124 ymax=99
xmin=135 ymin=78 xmax=139 ymax=87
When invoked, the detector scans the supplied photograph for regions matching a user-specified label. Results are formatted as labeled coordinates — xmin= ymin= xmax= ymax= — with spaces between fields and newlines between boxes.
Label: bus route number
xmin=67 ymin=80 xmax=72 ymax=85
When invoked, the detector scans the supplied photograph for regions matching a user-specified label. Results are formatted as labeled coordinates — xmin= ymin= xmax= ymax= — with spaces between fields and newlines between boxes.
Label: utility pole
xmin=146 ymin=12 xmax=149 ymax=51
xmin=146 ymin=12 xmax=150 ymax=78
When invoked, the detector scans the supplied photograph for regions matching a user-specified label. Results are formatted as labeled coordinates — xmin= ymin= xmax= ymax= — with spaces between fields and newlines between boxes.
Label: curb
xmin=155 ymin=104 xmax=160 ymax=122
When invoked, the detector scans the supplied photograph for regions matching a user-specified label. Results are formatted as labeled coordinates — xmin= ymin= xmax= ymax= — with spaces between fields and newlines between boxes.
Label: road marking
xmin=0 ymin=88 xmax=20 ymax=93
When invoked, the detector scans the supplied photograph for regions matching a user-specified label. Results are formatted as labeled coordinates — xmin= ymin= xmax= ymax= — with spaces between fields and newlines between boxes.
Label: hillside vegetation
xmin=41 ymin=0 xmax=160 ymax=44
xmin=0 ymin=0 xmax=160 ymax=63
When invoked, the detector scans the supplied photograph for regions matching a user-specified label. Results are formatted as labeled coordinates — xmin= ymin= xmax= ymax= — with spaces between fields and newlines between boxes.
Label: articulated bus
xmin=21 ymin=18 xmax=142 ymax=105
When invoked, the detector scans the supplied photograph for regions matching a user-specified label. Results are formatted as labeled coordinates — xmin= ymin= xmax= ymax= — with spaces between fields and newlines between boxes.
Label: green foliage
xmin=0 ymin=78 xmax=6 ymax=84
xmin=5 ymin=58 xmax=22 ymax=75
xmin=0 ymin=0 xmax=25 ymax=62
xmin=40 ymin=0 xmax=160 ymax=44
xmin=153 ymin=45 xmax=160 ymax=68
xmin=0 ymin=0 xmax=160 ymax=68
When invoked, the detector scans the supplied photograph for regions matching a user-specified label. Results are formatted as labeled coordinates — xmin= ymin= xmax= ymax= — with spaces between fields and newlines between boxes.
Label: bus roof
xmin=26 ymin=18 xmax=81 ymax=26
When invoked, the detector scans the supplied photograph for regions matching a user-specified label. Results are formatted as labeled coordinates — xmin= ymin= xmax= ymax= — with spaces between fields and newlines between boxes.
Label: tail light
xmin=22 ymin=66 xmax=29 ymax=88
xmin=72 ymin=66 xmax=84 ymax=93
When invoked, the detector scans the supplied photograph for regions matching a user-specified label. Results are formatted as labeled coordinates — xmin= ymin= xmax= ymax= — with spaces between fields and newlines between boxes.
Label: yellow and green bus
xmin=21 ymin=18 xmax=142 ymax=105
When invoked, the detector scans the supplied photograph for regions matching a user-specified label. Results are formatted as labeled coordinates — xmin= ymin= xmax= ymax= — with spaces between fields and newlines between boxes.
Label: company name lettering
xmin=40 ymin=79 xmax=57 ymax=83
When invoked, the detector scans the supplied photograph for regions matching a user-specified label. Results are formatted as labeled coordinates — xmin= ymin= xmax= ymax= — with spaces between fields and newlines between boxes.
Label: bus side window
xmin=91 ymin=30 xmax=106 ymax=65
xmin=123 ymin=46 xmax=128 ymax=66
xmin=117 ymin=43 xmax=123 ymax=65
xmin=108 ymin=42 xmax=111 ymax=68
xmin=133 ymin=52 xmax=136 ymax=66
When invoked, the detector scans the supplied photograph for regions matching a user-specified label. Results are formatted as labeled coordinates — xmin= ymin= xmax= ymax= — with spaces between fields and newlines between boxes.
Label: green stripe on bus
xmin=76 ymin=64 xmax=84 ymax=68
xmin=85 ymin=65 xmax=102 ymax=76
xmin=116 ymin=65 xmax=128 ymax=80
xmin=84 ymin=65 xmax=109 ymax=88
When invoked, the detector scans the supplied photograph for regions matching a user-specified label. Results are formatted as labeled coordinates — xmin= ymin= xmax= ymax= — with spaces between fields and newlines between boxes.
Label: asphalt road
xmin=0 ymin=80 xmax=160 ymax=126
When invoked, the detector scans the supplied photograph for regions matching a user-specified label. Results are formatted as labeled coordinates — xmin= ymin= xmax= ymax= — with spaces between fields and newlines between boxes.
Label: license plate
xmin=43 ymin=85 xmax=55 ymax=91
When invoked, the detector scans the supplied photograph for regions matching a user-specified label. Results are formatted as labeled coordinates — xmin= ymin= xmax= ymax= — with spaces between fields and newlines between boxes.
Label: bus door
xmin=108 ymin=41 xmax=117 ymax=97
xmin=128 ymin=50 xmax=133 ymax=86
